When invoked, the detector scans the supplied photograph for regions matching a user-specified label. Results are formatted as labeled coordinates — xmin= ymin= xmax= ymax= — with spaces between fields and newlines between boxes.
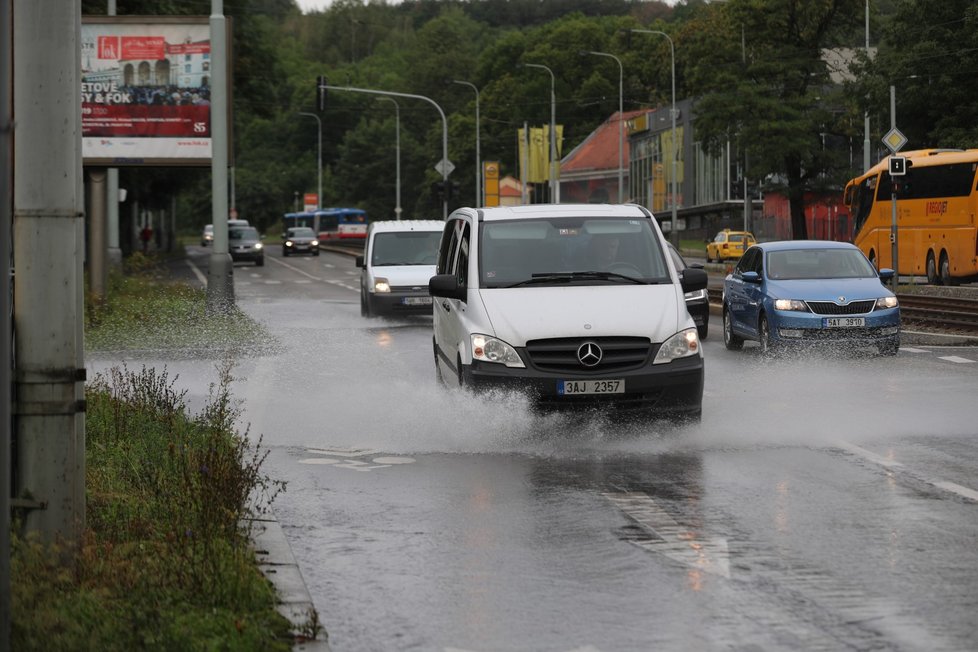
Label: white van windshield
xmin=479 ymin=217 xmax=669 ymax=288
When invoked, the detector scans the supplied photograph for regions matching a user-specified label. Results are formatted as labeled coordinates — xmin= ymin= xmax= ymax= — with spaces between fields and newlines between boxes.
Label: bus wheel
xmin=940 ymin=252 xmax=957 ymax=286
xmin=926 ymin=252 xmax=940 ymax=285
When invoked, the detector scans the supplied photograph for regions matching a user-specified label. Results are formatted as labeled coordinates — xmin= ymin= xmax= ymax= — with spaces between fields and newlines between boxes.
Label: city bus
xmin=843 ymin=149 xmax=978 ymax=285
xmin=283 ymin=207 xmax=368 ymax=242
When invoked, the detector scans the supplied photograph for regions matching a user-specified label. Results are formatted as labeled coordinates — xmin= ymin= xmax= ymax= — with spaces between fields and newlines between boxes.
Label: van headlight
xmin=471 ymin=334 xmax=525 ymax=368
xmin=653 ymin=328 xmax=700 ymax=364
xmin=373 ymin=278 xmax=390 ymax=293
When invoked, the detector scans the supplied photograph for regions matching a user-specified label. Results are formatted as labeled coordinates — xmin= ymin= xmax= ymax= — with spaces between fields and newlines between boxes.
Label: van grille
xmin=524 ymin=337 xmax=652 ymax=374
xmin=806 ymin=300 xmax=875 ymax=315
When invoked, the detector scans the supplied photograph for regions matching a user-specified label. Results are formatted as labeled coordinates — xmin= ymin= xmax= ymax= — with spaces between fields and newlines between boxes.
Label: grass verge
xmin=10 ymin=253 xmax=311 ymax=651
xmin=84 ymin=251 xmax=274 ymax=355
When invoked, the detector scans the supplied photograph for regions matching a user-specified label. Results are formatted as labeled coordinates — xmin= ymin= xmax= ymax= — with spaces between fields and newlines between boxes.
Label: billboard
xmin=80 ymin=16 xmax=231 ymax=166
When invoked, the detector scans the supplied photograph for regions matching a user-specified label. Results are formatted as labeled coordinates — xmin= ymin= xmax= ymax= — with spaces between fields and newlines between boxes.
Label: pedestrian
xmin=139 ymin=225 xmax=153 ymax=254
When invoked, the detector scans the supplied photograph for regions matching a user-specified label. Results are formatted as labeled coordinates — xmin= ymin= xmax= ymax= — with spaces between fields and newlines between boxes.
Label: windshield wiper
xmin=505 ymin=271 xmax=650 ymax=288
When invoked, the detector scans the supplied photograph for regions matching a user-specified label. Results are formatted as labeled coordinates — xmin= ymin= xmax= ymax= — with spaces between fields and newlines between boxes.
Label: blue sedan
xmin=722 ymin=240 xmax=901 ymax=356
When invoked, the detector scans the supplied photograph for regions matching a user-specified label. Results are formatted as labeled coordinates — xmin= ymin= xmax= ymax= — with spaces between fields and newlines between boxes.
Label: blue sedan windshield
xmin=766 ymin=249 xmax=877 ymax=280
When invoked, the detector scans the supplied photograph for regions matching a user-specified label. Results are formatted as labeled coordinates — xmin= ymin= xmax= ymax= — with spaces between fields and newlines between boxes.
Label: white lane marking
xmin=268 ymin=253 xmax=323 ymax=281
xmin=837 ymin=440 xmax=978 ymax=503
xmin=307 ymin=447 xmax=379 ymax=457
xmin=939 ymin=355 xmax=975 ymax=364
xmin=185 ymin=258 xmax=207 ymax=286
xmin=326 ymin=280 xmax=358 ymax=292
xmin=299 ymin=458 xmax=340 ymax=465
xmin=835 ymin=442 xmax=903 ymax=469
xmin=899 ymin=347 xmax=928 ymax=353
xmin=264 ymin=280 xmax=282 ymax=285
xmin=603 ymin=491 xmax=730 ymax=578
xmin=371 ymin=456 xmax=415 ymax=465
xmin=294 ymin=279 xmax=312 ymax=284
xmin=933 ymin=481 xmax=978 ymax=502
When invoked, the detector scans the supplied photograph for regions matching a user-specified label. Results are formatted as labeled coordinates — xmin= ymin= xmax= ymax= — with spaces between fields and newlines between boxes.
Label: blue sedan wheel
xmin=759 ymin=315 xmax=778 ymax=356
xmin=723 ymin=308 xmax=744 ymax=351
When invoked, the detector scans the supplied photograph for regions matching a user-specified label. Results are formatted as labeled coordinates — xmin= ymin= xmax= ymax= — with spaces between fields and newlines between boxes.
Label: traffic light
xmin=316 ymin=75 xmax=328 ymax=112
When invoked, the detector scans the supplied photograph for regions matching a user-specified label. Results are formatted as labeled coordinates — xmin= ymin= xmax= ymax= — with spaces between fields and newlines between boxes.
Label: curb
xmin=250 ymin=516 xmax=332 ymax=651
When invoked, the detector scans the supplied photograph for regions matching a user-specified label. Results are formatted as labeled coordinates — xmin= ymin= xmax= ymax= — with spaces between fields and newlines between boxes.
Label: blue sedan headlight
xmin=875 ymin=296 xmax=898 ymax=309
xmin=774 ymin=299 xmax=808 ymax=312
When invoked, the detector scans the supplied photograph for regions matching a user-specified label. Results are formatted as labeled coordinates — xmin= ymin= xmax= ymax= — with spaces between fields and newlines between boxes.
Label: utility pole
xmin=13 ymin=0 xmax=87 ymax=545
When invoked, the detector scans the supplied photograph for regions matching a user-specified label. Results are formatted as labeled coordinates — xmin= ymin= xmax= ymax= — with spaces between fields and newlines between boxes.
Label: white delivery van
xmin=356 ymin=220 xmax=445 ymax=318
xmin=428 ymin=204 xmax=708 ymax=422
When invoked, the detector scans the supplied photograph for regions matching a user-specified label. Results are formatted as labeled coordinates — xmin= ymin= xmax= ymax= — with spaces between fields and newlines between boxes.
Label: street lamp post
xmin=580 ymin=50 xmax=624 ymax=203
xmin=376 ymin=97 xmax=402 ymax=220
xmin=450 ymin=80 xmax=481 ymax=206
xmin=864 ymin=0 xmax=871 ymax=172
xmin=630 ymin=29 xmax=678 ymax=246
xmin=297 ymin=112 xmax=322 ymax=211
xmin=521 ymin=63 xmax=560 ymax=203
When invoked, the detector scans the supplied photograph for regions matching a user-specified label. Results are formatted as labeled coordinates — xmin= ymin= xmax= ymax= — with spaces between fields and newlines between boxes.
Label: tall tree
xmin=683 ymin=0 xmax=863 ymax=239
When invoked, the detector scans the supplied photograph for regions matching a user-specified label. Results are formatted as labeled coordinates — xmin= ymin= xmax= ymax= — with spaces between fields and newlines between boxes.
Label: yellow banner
xmin=518 ymin=125 xmax=563 ymax=184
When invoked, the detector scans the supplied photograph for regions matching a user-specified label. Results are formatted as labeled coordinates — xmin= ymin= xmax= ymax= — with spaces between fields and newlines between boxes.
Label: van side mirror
xmin=355 ymin=255 xmax=364 ymax=268
xmin=429 ymin=274 xmax=466 ymax=301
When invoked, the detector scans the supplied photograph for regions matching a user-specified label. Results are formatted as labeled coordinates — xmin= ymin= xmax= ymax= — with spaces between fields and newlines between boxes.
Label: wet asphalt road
xmin=88 ymin=245 xmax=978 ymax=652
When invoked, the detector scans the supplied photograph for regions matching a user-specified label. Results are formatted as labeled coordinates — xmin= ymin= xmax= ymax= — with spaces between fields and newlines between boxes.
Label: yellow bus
xmin=843 ymin=148 xmax=978 ymax=285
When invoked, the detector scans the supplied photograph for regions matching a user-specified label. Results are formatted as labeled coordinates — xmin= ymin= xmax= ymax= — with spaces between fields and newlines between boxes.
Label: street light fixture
xmin=376 ymin=97 xmax=402 ymax=220
xmin=629 ymin=29 xmax=679 ymax=246
xmin=297 ymin=112 xmax=322 ymax=211
xmin=449 ymin=79 xmax=481 ymax=206
xmin=519 ymin=62 xmax=560 ymax=203
xmin=580 ymin=50 xmax=624 ymax=203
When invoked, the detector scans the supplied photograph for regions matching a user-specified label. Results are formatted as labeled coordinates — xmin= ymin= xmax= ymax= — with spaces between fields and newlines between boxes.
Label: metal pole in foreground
xmin=863 ymin=0 xmax=871 ymax=172
xmin=206 ymin=0 xmax=234 ymax=314
xmin=298 ymin=112 xmax=322 ymax=210
xmin=1 ymin=0 xmax=12 ymax=643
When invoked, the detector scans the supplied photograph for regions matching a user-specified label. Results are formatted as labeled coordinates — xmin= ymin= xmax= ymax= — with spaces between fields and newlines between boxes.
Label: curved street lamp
xmin=520 ymin=62 xmax=559 ymax=203
xmin=580 ymin=50 xmax=624 ymax=203
xmin=629 ymin=29 xmax=678 ymax=246
xmin=376 ymin=97 xmax=402 ymax=220
xmin=449 ymin=80 xmax=481 ymax=206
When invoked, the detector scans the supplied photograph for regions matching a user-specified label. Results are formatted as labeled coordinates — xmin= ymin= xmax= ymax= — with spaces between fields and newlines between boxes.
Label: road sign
xmin=882 ymin=128 xmax=907 ymax=154
xmin=434 ymin=158 xmax=455 ymax=177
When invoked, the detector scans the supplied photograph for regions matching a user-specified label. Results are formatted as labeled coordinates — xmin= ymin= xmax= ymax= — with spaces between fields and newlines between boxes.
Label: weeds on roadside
xmin=11 ymin=360 xmax=292 ymax=652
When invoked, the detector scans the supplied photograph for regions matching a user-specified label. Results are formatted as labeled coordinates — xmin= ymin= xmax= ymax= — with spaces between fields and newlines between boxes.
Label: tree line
xmin=81 ymin=0 xmax=978 ymax=239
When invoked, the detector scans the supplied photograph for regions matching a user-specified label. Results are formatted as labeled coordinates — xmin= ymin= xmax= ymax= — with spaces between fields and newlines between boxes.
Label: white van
xmin=428 ymin=204 xmax=708 ymax=422
xmin=356 ymin=220 xmax=445 ymax=317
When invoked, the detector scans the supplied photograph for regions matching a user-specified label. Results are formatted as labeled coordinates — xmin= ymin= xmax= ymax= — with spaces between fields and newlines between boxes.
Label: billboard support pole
xmin=206 ymin=0 xmax=234 ymax=314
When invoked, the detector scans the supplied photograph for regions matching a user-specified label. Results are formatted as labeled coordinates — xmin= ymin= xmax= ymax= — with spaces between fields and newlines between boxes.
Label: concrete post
xmin=1 ymin=0 xmax=14 ymax=643
xmin=13 ymin=0 xmax=86 ymax=544
xmin=87 ymin=169 xmax=107 ymax=299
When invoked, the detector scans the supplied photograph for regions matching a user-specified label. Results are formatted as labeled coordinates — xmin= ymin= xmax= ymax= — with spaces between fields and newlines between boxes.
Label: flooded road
xmin=89 ymin=246 xmax=978 ymax=651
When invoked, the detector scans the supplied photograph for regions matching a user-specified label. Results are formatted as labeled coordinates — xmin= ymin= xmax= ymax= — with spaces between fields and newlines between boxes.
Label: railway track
xmin=706 ymin=287 xmax=978 ymax=335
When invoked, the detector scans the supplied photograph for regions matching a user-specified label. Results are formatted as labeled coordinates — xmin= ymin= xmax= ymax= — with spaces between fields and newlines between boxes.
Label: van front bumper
xmin=461 ymin=355 xmax=704 ymax=419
